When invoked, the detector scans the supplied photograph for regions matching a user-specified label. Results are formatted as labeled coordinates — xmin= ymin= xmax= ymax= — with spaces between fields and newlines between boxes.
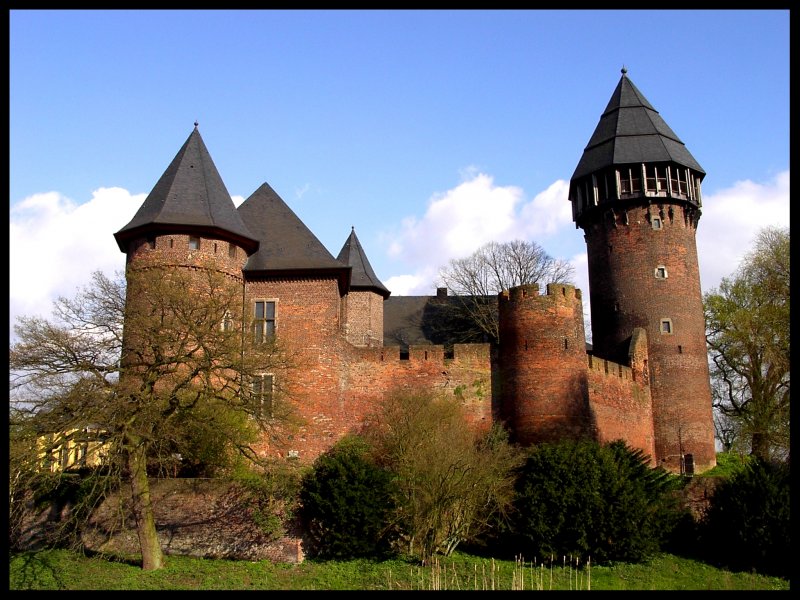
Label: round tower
xmin=498 ymin=283 xmax=588 ymax=446
xmin=568 ymin=69 xmax=716 ymax=473
xmin=114 ymin=125 xmax=259 ymax=350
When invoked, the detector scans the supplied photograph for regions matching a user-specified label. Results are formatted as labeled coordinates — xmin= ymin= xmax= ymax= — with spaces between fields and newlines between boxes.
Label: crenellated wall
xmin=585 ymin=354 xmax=656 ymax=465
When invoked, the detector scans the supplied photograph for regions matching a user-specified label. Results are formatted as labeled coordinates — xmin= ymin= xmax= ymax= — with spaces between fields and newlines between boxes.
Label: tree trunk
xmin=127 ymin=440 xmax=163 ymax=571
xmin=750 ymin=431 xmax=770 ymax=463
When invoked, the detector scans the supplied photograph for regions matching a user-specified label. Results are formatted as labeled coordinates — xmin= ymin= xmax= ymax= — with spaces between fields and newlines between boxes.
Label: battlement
xmin=587 ymin=354 xmax=635 ymax=382
xmin=375 ymin=343 xmax=491 ymax=364
xmin=498 ymin=283 xmax=582 ymax=304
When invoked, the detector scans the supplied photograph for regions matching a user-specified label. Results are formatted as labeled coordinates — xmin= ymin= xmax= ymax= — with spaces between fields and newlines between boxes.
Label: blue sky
xmin=9 ymin=9 xmax=790 ymax=337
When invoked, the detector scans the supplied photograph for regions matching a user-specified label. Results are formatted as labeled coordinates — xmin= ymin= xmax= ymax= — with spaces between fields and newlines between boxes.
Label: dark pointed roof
xmin=570 ymin=68 xmax=705 ymax=181
xmin=114 ymin=125 xmax=259 ymax=254
xmin=336 ymin=227 xmax=391 ymax=299
xmin=238 ymin=182 xmax=351 ymax=293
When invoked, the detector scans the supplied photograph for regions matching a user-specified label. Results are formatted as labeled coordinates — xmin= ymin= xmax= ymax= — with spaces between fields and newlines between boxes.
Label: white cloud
xmin=10 ymin=188 xmax=143 ymax=336
xmin=696 ymin=169 xmax=790 ymax=293
xmin=385 ymin=173 xmax=523 ymax=268
xmin=381 ymin=173 xmax=576 ymax=296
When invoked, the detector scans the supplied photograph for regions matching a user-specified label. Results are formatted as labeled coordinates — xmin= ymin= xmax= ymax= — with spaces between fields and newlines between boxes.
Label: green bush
xmin=298 ymin=435 xmax=398 ymax=559
xmin=508 ymin=439 xmax=686 ymax=565
xmin=698 ymin=458 xmax=790 ymax=578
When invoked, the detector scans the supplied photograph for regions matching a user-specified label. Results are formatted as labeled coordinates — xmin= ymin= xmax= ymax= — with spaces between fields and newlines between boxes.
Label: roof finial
xmin=194 ymin=120 xmax=199 ymax=128
xmin=621 ymin=65 xmax=628 ymax=76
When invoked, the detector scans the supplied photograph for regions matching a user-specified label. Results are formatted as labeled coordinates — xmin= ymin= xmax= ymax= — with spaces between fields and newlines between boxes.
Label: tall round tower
xmin=568 ymin=69 xmax=716 ymax=474
xmin=113 ymin=125 xmax=259 ymax=344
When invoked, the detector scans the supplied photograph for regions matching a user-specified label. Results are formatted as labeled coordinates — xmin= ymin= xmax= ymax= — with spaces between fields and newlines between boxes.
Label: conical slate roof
xmin=336 ymin=227 xmax=391 ymax=298
xmin=238 ymin=182 xmax=351 ymax=292
xmin=114 ymin=125 xmax=258 ymax=253
xmin=570 ymin=68 xmax=705 ymax=181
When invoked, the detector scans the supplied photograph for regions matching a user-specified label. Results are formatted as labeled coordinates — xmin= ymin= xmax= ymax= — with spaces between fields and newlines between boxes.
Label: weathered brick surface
xmin=342 ymin=290 xmax=384 ymax=347
xmin=583 ymin=203 xmax=716 ymax=471
xmin=119 ymin=218 xmax=714 ymax=474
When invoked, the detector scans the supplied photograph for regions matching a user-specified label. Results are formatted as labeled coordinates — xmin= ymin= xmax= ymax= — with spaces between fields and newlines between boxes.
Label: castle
xmin=113 ymin=69 xmax=716 ymax=475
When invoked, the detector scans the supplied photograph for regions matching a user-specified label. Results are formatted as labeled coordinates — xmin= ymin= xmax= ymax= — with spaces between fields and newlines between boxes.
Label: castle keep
xmin=114 ymin=70 xmax=716 ymax=474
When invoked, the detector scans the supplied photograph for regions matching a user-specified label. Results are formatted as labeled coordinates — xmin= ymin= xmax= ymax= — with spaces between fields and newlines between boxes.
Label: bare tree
xmin=10 ymin=267 xmax=298 ymax=570
xmin=437 ymin=240 xmax=575 ymax=344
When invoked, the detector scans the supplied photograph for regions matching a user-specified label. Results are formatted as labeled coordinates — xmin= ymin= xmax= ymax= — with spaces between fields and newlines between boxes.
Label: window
xmin=655 ymin=265 xmax=668 ymax=279
xmin=618 ymin=167 xmax=642 ymax=196
xmin=660 ymin=319 xmax=673 ymax=334
xmin=147 ymin=235 xmax=156 ymax=249
xmin=252 ymin=374 xmax=274 ymax=418
xmin=228 ymin=243 xmax=237 ymax=259
xmin=253 ymin=300 xmax=276 ymax=343
xmin=188 ymin=236 xmax=200 ymax=250
xmin=651 ymin=216 xmax=662 ymax=230
xmin=221 ymin=310 xmax=233 ymax=332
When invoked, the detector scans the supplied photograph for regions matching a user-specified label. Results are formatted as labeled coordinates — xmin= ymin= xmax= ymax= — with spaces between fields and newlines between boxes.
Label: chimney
xmin=436 ymin=287 xmax=448 ymax=298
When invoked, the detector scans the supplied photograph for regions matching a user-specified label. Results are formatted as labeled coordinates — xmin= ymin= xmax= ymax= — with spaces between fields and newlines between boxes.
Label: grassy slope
xmin=9 ymin=549 xmax=789 ymax=591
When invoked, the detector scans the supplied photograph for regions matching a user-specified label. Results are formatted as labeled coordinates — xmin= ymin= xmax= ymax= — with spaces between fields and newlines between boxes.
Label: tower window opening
xmin=655 ymin=266 xmax=668 ymax=279
xmin=169 ymin=238 xmax=174 ymax=248
xmin=619 ymin=167 xmax=642 ymax=196
xmin=660 ymin=319 xmax=673 ymax=334
xmin=652 ymin=216 xmax=662 ymax=230
xmin=188 ymin=236 xmax=200 ymax=250
xmin=229 ymin=243 xmax=237 ymax=258
xmin=564 ymin=339 xmax=568 ymax=350
xmin=147 ymin=235 xmax=156 ymax=249
xmin=213 ymin=243 xmax=218 ymax=254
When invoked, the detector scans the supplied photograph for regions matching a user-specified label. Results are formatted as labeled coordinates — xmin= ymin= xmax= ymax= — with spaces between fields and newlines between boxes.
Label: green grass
xmin=9 ymin=549 xmax=789 ymax=590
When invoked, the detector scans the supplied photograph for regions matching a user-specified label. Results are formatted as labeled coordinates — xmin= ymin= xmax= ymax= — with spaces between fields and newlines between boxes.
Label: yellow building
xmin=37 ymin=427 xmax=110 ymax=473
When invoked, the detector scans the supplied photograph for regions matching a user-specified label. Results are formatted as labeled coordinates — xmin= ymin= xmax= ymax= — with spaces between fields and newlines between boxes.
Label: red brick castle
xmin=114 ymin=69 xmax=716 ymax=474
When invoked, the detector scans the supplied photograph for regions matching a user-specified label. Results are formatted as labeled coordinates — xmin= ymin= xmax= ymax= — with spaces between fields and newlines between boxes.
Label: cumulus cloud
xmin=696 ymin=169 xmax=790 ymax=292
xmin=10 ymin=188 xmax=143 ymax=335
xmin=381 ymin=172 xmax=577 ymax=296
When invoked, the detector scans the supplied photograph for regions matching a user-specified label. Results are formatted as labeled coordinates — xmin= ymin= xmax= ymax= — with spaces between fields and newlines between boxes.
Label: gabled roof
xmin=570 ymin=68 xmax=705 ymax=181
xmin=238 ymin=182 xmax=351 ymax=292
xmin=336 ymin=227 xmax=391 ymax=299
xmin=114 ymin=125 xmax=258 ymax=254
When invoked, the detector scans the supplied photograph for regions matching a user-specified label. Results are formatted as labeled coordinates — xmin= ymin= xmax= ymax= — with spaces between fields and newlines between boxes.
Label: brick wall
xmin=343 ymin=290 xmax=384 ymax=347
xmin=583 ymin=203 xmax=716 ymax=472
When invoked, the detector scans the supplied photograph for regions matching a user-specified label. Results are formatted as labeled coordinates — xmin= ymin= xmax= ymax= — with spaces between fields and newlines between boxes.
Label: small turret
xmin=336 ymin=227 xmax=390 ymax=347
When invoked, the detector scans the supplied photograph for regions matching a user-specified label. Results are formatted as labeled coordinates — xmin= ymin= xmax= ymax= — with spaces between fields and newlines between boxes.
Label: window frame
xmin=660 ymin=318 xmax=674 ymax=335
xmin=251 ymin=373 xmax=275 ymax=419
xmin=253 ymin=299 xmax=277 ymax=343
